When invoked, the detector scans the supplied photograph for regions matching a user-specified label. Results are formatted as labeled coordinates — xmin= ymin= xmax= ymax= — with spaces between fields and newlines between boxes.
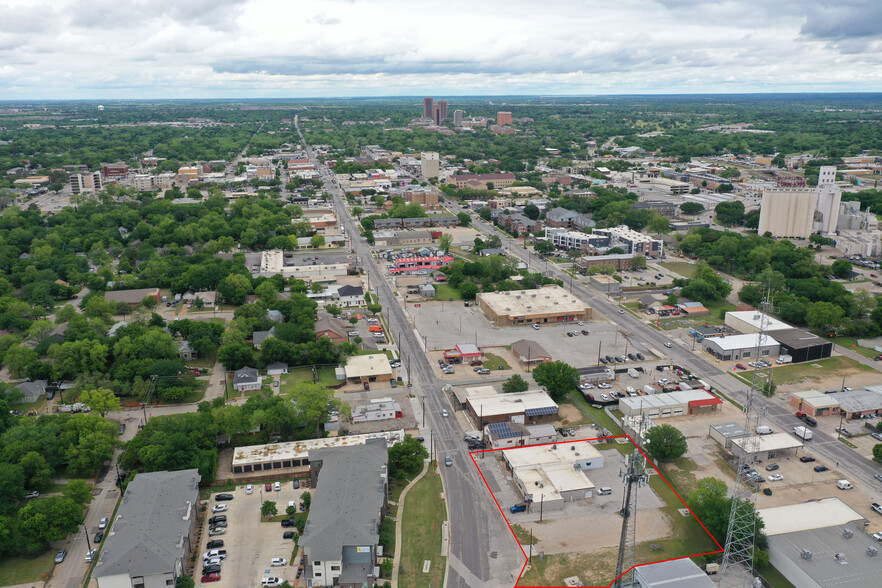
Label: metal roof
xmin=633 ymin=558 xmax=716 ymax=588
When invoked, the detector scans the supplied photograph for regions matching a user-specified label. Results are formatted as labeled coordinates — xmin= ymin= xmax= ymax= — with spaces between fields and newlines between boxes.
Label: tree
xmin=176 ymin=577 xmax=195 ymax=588
xmin=478 ymin=207 xmax=492 ymax=221
xmin=261 ymin=500 xmax=278 ymax=518
xmin=873 ymin=443 xmax=882 ymax=464
xmin=62 ymin=479 xmax=94 ymax=506
xmin=534 ymin=240 xmax=554 ymax=255
xmin=457 ymin=212 xmax=471 ymax=227
xmin=647 ymin=214 xmax=670 ymax=236
xmin=687 ymin=477 xmax=768 ymax=557
xmin=714 ymin=201 xmax=745 ymax=226
xmin=301 ymin=491 xmax=311 ymax=510
xmin=459 ymin=282 xmax=479 ymax=300
xmin=631 ymin=254 xmax=646 ymax=269
xmin=523 ymin=204 xmax=540 ymax=220
xmin=831 ymin=259 xmax=853 ymax=279
xmin=531 ymin=361 xmax=580 ymax=402
xmin=502 ymin=374 xmax=529 ymax=393
xmin=79 ymin=387 xmax=121 ymax=416
xmin=388 ymin=434 xmax=428 ymax=480
xmin=806 ymin=301 xmax=845 ymax=332
xmin=19 ymin=452 xmax=53 ymax=492
xmin=0 ymin=464 xmax=24 ymax=514
xmin=438 ymin=233 xmax=453 ymax=254
xmin=18 ymin=496 xmax=84 ymax=543
xmin=218 ymin=274 xmax=252 ymax=305
xmin=217 ymin=343 xmax=255 ymax=371
xmin=644 ymin=424 xmax=688 ymax=461
xmin=310 ymin=234 xmax=326 ymax=249
xmin=679 ymin=202 xmax=704 ymax=215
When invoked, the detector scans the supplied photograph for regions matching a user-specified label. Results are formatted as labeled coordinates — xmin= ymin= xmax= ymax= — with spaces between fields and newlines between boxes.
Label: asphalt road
xmin=449 ymin=200 xmax=882 ymax=492
xmin=296 ymin=117 xmax=522 ymax=587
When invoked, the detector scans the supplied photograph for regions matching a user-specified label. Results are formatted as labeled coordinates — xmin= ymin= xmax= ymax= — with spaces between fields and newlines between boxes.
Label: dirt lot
xmin=334 ymin=388 xmax=418 ymax=434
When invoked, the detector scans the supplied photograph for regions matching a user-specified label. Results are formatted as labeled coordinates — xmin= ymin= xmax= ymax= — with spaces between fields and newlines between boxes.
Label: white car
xmin=262 ymin=578 xmax=283 ymax=587
xmin=212 ymin=504 xmax=227 ymax=513
xmin=618 ymin=309 xmax=625 ymax=314
xmin=85 ymin=549 xmax=96 ymax=563
xmin=663 ymin=342 xmax=672 ymax=348
xmin=441 ymin=409 xmax=449 ymax=417
xmin=270 ymin=557 xmax=287 ymax=567
xmin=532 ymin=323 xmax=540 ymax=330
xmin=600 ymin=394 xmax=609 ymax=401
xmin=245 ymin=484 xmax=253 ymax=495
xmin=203 ymin=557 xmax=222 ymax=567
xmin=273 ymin=481 xmax=281 ymax=492
xmin=768 ymin=474 xmax=784 ymax=482
xmin=203 ymin=550 xmax=226 ymax=560
xmin=98 ymin=517 xmax=108 ymax=529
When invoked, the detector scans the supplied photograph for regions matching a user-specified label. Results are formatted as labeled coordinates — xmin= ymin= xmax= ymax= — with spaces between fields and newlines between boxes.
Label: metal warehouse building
xmin=702 ymin=333 xmax=780 ymax=361
xmin=771 ymin=328 xmax=833 ymax=363
xmin=619 ymin=390 xmax=722 ymax=419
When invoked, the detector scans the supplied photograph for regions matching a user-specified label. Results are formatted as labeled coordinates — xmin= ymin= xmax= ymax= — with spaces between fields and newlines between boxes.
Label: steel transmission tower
xmin=718 ymin=296 xmax=773 ymax=588
xmin=613 ymin=439 xmax=649 ymax=587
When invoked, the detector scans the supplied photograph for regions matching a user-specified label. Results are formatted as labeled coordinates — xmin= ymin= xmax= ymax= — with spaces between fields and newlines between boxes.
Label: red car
xmin=202 ymin=572 xmax=221 ymax=583
xmin=735 ymin=364 xmax=747 ymax=370
xmin=265 ymin=482 xmax=272 ymax=492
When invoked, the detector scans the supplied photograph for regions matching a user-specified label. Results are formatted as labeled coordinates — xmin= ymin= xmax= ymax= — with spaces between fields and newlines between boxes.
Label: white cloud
xmin=0 ymin=0 xmax=880 ymax=97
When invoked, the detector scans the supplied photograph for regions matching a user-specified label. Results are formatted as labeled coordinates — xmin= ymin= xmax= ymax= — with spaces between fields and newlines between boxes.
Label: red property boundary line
xmin=469 ymin=434 xmax=723 ymax=588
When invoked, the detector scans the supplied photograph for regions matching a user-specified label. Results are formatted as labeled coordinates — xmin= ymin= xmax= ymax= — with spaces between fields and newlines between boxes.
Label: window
xmin=331 ymin=565 xmax=340 ymax=571
xmin=742 ymin=351 xmax=751 ymax=358
xmin=762 ymin=350 xmax=770 ymax=356
xmin=166 ymin=580 xmax=174 ymax=586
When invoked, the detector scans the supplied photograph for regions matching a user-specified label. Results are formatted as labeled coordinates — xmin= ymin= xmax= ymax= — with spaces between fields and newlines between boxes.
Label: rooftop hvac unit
xmin=531 ymin=294 xmax=537 ymax=298
xmin=571 ymin=446 xmax=576 ymax=450
xmin=834 ymin=553 xmax=847 ymax=564
xmin=842 ymin=529 xmax=854 ymax=540
xmin=801 ymin=550 xmax=813 ymax=560
xmin=552 ymin=445 xmax=557 ymax=450
xmin=868 ymin=546 xmax=878 ymax=558
xmin=574 ymin=463 xmax=581 ymax=469
xmin=516 ymin=295 xmax=521 ymax=299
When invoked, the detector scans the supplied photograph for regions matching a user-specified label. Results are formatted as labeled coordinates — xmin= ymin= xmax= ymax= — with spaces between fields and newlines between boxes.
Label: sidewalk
xmin=390 ymin=460 xmax=430 ymax=588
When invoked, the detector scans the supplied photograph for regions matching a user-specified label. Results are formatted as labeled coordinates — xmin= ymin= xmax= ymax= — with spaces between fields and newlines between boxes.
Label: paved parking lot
xmin=200 ymin=483 xmax=310 ymax=587
xmin=409 ymin=300 xmax=658 ymax=369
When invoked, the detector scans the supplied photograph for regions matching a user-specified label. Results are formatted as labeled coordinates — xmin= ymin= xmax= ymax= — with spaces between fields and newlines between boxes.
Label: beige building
xmin=476 ymin=285 xmax=591 ymax=326
xmin=758 ymin=166 xmax=841 ymax=238
xmin=420 ymin=152 xmax=440 ymax=178
xmin=344 ymin=353 xmax=394 ymax=384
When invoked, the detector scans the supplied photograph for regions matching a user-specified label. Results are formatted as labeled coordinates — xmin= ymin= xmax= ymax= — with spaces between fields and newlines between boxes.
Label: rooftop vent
xmin=834 ymin=553 xmax=847 ymax=564
xmin=868 ymin=546 xmax=878 ymax=558
xmin=842 ymin=529 xmax=854 ymax=540
xmin=801 ymin=550 xmax=813 ymax=560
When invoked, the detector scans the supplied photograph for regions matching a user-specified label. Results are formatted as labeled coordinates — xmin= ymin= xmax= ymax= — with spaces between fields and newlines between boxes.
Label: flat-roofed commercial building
xmin=757 ymin=498 xmax=878 ymax=588
xmin=701 ymin=333 xmax=780 ymax=361
xmin=466 ymin=390 xmax=558 ymax=426
xmin=772 ymin=328 xmax=833 ymax=363
xmin=730 ymin=432 xmax=804 ymax=461
xmin=592 ymin=225 xmax=663 ymax=257
xmin=230 ymin=430 xmax=404 ymax=477
xmin=476 ymin=285 xmax=591 ymax=327
xmin=619 ymin=390 xmax=722 ymax=419
xmin=709 ymin=421 xmax=749 ymax=449
xmin=344 ymin=354 xmax=393 ymax=384
xmin=789 ymin=389 xmax=842 ymax=418
xmin=724 ymin=310 xmax=793 ymax=334
xmin=502 ymin=441 xmax=603 ymax=509
xmin=258 ymin=249 xmax=349 ymax=279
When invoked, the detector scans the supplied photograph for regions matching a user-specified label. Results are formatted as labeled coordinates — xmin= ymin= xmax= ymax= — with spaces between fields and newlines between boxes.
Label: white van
xmin=597 ymin=487 xmax=612 ymax=496
xmin=755 ymin=426 xmax=773 ymax=435
xmin=837 ymin=480 xmax=854 ymax=490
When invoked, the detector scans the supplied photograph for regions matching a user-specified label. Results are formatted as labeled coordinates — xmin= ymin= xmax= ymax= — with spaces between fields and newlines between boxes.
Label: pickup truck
xmin=872 ymin=502 xmax=882 ymax=515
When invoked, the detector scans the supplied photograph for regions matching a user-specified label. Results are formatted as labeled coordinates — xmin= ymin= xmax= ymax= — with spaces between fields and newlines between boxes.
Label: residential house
xmin=315 ymin=316 xmax=349 ymax=344
xmin=233 ymin=367 xmax=262 ymax=393
xmin=499 ymin=213 xmax=542 ymax=234
xmin=267 ymin=362 xmax=289 ymax=376
xmin=336 ymin=285 xmax=364 ymax=308
xmin=93 ymin=469 xmax=200 ymax=588
xmin=253 ymin=327 xmax=277 ymax=349
xmin=544 ymin=207 xmax=594 ymax=230
xmin=104 ymin=287 xmax=161 ymax=307
xmin=16 ymin=380 xmax=47 ymax=404
xmin=177 ymin=340 xmax=195 ymax=360
xmin=267 ymin=309 xmax=285 ymax=324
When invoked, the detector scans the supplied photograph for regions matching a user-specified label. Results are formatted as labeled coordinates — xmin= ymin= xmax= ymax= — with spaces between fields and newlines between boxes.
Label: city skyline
xmin=1 ymin=0 xmax=881 ymax=99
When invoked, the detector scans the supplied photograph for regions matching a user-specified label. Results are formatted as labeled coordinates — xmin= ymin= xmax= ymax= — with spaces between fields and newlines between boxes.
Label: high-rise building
xmin=433 ymin=105 xmax=442 ymax=126
xmin=423 ymin=97 xmax=434 ymax=119
xmin=69 ymin=171 xmax=102 ymax=195
xmin=758 ymin=166 xmax=842 ymax=238
xmin=420 ymin=152 xmax=440 ymax=178
xmin=437 ymin=100 xmax=447 ymax=122
xmin=453 ymin=109 xmax=463 ymax=126
xmin=497 ymin=111 xmax=513 ymax=126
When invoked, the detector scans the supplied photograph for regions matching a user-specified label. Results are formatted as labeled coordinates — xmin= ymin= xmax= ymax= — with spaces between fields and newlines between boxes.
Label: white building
xmin=592 ymin=225 xmax=663 ymax=257
xmin=758 ymin=166 xmax=841 ymax=238
xmin=545 ymin=227 xmax=592 ymax=250
xmin=420 ymin=152 xmax=440 ymax=178
xmin=618 ymin=390 xmax=722 ymax=419
xmin=502 ymin=441 xmax=604 ymax=510
xmin=724 ymin=311 xmax=792 ymax=334
xmin=758 ymin=498 xmax=879 ymax=588
xmin=352 ymin=398 xmax=403 ymax=423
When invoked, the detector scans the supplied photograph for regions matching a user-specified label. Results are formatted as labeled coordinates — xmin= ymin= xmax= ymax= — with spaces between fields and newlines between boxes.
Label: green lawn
xmin=280 ymin=367 xmax=339 ymax=394
xmin=659 ymin=261 xmax=697 ymax=278
xmin=398 ymin=469 xmax=447 ymax=588
xmin=482 ymin=352 xmax=510 ymax=370
xmin=765 ymin=356 xmax=875 ymax=386
xmin=432 ymin=283 xmax=462 ymax=300
xmin=0 ymin=551 xmax=56 ymax=585
xmin=566 ymin=391 xmax=624 ymax=436
xmin=832 ymin=336 xmax=879 ymax=359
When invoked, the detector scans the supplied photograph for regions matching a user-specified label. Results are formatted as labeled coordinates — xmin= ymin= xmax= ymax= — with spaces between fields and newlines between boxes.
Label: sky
xmin=1 ymin=0 xmax=881 ymax=99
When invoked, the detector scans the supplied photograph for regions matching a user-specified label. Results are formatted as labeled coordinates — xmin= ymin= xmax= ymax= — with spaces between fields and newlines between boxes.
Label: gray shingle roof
xmin=300 ymin=440 xmax=388 ymax=562
xmin=234 ymin=366 xmax=260 ymax=385
xmin=94 ymin=469 xmax=200 ymax=580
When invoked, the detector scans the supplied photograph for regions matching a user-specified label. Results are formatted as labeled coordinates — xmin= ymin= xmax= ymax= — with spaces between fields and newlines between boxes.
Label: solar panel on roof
xmin=487 ymin=422 xmax=523 ymax=439
xmin=524 ymin=406 xmax=558 ymax=417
